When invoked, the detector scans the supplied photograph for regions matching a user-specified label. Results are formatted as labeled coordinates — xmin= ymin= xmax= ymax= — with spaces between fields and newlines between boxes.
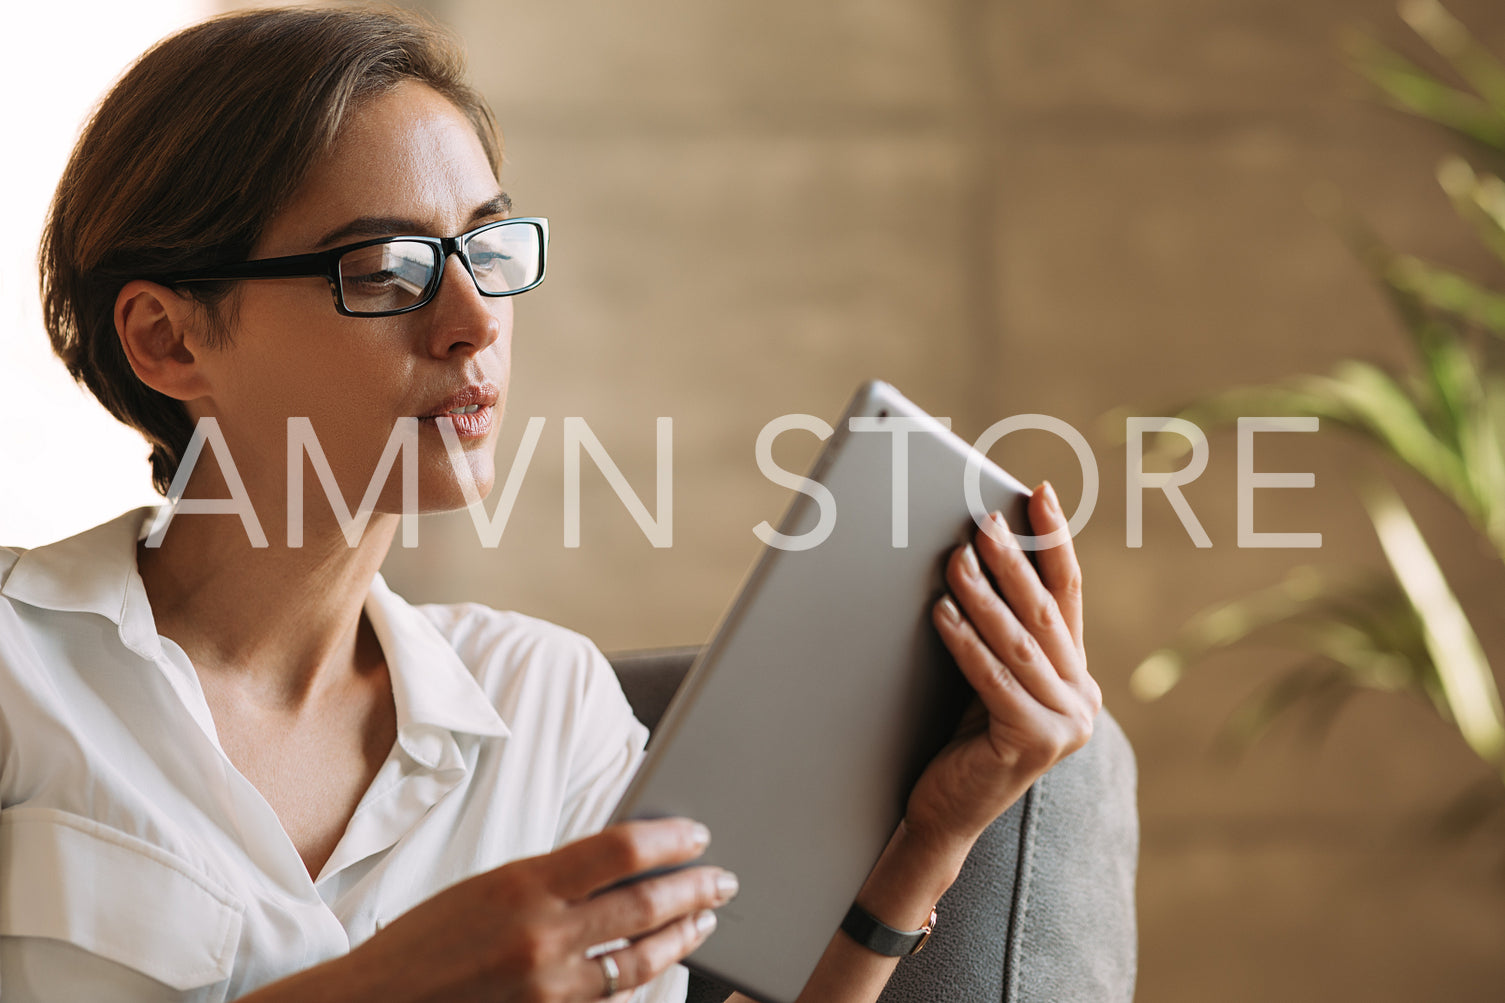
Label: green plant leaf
xmin=1149 ymin=364 xmax=1491 ymax=538
xmin=1363 ymin=482 xmax=1505 ymax=763
xmin=1130 ymin=518 xmax=1505 ymax=777
xmin=1483 ymin=379 xmax=1505 ymax=540
xmin=1129 ymin=568 xmax=1427 ymax=702
xmin=1346 ymin=30 xmax=1505 ymax=147
xmin=1130 ymin=3 xmax=1505 ymax=803
xmin=1437 ymin=158 xmax=1505 ymax=266
xmin=1399 ymin=0 xmax=1505 ymax=125
xmin=1383 ymin=253 xmax=1505 ymax=338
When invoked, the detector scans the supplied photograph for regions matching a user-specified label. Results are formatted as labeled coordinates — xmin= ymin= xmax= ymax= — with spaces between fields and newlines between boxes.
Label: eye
xmin=469 ymin=249 xmax=513 ymax=274
xmin=345 ymin=268 xmax=401 ymax=290
xmin=339 ymin=242 xmax=434 ymax=296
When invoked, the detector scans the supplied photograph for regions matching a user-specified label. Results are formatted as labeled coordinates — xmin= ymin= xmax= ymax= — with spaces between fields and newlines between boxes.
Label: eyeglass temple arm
xmin=163 ymin=249 xmax=336 ymax=285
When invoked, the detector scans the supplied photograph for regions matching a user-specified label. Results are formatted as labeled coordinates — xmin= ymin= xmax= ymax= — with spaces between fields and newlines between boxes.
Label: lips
xmin=419 ymin=382 xmax=499 ymax=439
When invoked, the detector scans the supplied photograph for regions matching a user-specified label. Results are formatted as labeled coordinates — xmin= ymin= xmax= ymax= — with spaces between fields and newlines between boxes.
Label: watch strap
xmin=840 ymin=902 xmax=938 ymax=957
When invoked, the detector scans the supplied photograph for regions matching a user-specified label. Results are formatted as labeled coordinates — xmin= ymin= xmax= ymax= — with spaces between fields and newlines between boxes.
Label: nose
xmin=423 ymin=252 xmax=507 ymax=359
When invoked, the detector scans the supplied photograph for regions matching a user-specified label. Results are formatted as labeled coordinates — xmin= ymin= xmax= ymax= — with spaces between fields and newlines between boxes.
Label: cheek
xmin=210 ymin=304 xmax=417 ymax=475
xmin=239 ymin=297 xmax=408 ymax=408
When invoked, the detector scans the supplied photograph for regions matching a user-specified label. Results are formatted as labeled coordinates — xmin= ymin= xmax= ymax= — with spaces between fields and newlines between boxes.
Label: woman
xmin=4 ymin=6 xmax=1100 ymax=1002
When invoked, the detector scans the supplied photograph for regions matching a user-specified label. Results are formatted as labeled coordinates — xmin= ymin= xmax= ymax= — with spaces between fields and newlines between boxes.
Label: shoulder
xmin=415 ymin=602 xmax=610 ymax=687
xmin=408 ymin=599 xmax=636 ymax=729
xmin=0 ymin=509 xmax=154 ymax=618
xmin=417 ymin=601 xmax=602 ymax=664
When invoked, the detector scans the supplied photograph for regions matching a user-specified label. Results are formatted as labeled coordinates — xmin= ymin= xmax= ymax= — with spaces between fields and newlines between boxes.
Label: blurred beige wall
xmin=220 ymin=0 xmax=1505 ymax=998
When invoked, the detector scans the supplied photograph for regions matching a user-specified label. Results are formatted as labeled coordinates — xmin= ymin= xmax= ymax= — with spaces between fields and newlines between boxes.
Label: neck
xmin=138 ymin=493 xmax=398 ymax=707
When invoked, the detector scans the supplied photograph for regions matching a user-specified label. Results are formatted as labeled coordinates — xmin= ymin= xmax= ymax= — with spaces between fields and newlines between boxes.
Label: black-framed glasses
xmin=162 ymin=217 xmax=548 ymax=317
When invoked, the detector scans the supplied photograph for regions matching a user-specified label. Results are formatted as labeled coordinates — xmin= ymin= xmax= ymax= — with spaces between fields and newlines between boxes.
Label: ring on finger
xmin=598 ymin=953 xmax=621 ymax=997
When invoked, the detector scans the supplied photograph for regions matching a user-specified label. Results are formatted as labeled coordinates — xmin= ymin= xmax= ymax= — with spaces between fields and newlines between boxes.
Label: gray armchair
xmin=608 ymin=649 xmax=1139 ymax=1003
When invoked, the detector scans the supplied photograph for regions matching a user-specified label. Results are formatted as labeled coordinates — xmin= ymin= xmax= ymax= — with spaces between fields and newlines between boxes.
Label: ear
xmin=114 ymin=280 xmax=214 ymax=402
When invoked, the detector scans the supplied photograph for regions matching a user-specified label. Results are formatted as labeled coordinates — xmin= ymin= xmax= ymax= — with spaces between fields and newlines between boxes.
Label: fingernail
xmin=716 ymin=870 xmax=740 ymax=902
xmin=937 ymin=595 xmax=961 ymax=624
xmin=689 ymin=823 xmax=711 ymax=850
xmin=1044 ymin=482 xmax=1060 ymax=512
xmin=961 ymin=544 xmax=982 ymax=580
xmin=696 ymin=910 xmax=718 ymax=935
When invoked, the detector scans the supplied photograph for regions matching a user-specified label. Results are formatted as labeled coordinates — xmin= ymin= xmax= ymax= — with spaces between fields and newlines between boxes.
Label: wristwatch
xmin=840 ymin=902 xmax=938 ymax=957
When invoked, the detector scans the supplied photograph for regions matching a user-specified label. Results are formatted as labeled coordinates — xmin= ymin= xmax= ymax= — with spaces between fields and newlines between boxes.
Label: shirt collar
xmin=363 ymin=573 xmax=510 ymax=763
xmin=1 ymin=507 xmax=163 ymax=658
xmin=1 ymin=508 xmax=511 ymax=761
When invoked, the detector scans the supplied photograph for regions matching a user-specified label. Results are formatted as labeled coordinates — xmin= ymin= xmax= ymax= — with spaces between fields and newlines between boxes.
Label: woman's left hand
xmin=901 ymin=481 xmax=1101 ymax=860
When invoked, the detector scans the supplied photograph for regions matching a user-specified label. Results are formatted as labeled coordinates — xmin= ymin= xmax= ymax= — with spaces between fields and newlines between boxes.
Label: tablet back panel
xmin=609 ymin=381 xmax=1032 ymax=1003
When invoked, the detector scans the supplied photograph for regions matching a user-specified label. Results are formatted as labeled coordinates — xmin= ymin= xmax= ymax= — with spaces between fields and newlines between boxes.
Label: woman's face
xmin=185 ymin=80 xmax=513 ymax=517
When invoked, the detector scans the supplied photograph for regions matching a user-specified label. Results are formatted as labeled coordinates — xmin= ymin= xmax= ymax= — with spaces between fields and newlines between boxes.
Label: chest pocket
xmin=0 ymin=806 xmax=243 ymax=1001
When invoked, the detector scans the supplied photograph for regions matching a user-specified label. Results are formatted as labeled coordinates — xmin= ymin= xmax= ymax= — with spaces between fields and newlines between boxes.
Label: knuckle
xmin=1076 ymin=701 xmax=1098 ymax=739
xmin=1045 ymin=720 xmax=1075 ymax=753
xmin=607 ymin=828 xmax=649 ymax=875
xmin=509 ymin=924 xmax=558 ymax=972
xmin=948 ymin=564 xmax=987 ymax=606
xmin=624 ymin=880 xmax=669 ymax=926
xmin=981 ymin=659 xmax=1019 ymax=698
xmin=622 ymin=934 xmax=676 ymax=987
xmin=1005 ymin=633 xmax=1041 ymax=668
xmin=953 ymin=620 xmax=985 ymax=656
xmin=1061 ymin=714 xmax=1092 ymax=755
xmin=1055 ymin=709 xmax=1094 ymax=757
xmin=1077 ymin=715 xmax=1096 ymax=749
xmin=631 ymin=940 xmax=669 ymax=979
xmin=1040 ymin=736 xmax=1074 ymax=765
xmin=1086 ymin=680 xmax=1104 ymax=716
xmin=674 ymin=911 xmax=707 ymax=955
xmin=1026 ymin=601 xmax=1059 ymax=636
xmin=1015 ymin=720 xmax=1078 ymax=768
xmin=945 ymin=616 xmax=984 ymax=660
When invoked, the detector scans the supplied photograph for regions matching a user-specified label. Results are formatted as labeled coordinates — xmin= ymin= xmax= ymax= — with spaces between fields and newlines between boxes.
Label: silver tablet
xmin=609 ymin=380 xmax=1032 ymax=1003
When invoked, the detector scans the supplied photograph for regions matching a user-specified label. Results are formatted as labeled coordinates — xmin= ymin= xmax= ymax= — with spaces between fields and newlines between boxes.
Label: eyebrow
xmin=313 ymin=192 xmax=514 ymax=248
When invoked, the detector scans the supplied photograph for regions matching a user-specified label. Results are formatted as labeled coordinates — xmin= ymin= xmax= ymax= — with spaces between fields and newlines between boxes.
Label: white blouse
xmin=0 ymin=508 xmax=687 ymax=1003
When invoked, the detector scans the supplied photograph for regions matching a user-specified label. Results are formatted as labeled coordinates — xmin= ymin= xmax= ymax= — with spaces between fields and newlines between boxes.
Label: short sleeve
xmin=553 ymin=644 xmax=652 ymax=846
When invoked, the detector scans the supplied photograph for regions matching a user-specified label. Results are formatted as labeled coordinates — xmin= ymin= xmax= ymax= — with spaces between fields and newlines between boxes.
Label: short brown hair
xmin=40 ymin=5 xmax=501 ymax=494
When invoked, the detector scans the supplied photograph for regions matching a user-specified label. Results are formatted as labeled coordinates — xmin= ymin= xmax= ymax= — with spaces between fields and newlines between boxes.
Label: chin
xmin=418 ymin=455 xmax=497 ymax=513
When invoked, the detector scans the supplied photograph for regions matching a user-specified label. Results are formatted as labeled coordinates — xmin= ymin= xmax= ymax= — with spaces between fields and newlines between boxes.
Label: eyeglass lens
xmin=335 ymin=223 xmax=542 ymax=314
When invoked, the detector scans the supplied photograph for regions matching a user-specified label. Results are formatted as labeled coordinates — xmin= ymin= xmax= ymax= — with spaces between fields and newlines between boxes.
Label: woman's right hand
xmin=253 ymin=818 xmax=734 ymax=1003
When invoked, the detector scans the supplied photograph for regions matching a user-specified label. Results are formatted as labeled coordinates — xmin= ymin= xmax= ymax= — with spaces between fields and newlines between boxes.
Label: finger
xmin=543 ymin=818 xmax=710 ymax=901
xmin=972 ymin=502 xmax=1087 ymax=687
xmin=933 ymin=598 xmax=1098 ymax=768
xmin=932 ymin=593 xmax=1063 ymax=729
xmin=580 ymin=909 xmax=719 ymax=1000
xmin=575 ymin=864 xmax=737 ymax=946
xmin=1030 ymin=482 xmax=1085 ymax=653
xmin=946 ymin=542 xmax=1078 ymax=714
